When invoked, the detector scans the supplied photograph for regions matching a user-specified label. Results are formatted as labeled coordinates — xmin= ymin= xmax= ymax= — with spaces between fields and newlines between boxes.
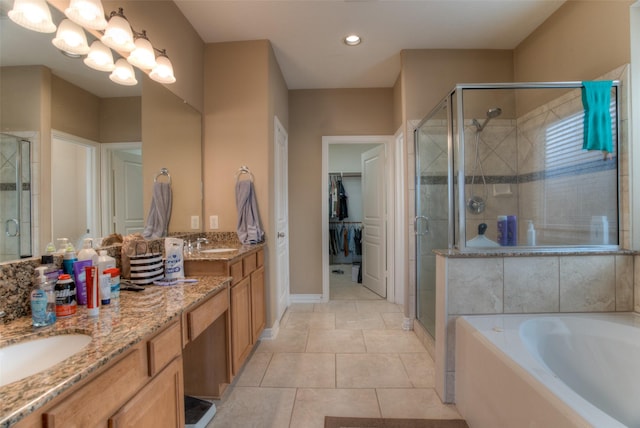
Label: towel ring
xmin=235 ymin=165 xmax=254 ymax=183
xmin=154 ymin=167 xmax=171 ymax=184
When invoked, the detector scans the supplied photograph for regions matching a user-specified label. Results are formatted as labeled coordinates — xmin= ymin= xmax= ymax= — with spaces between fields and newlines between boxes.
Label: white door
xmin=361 ymin=145 xmax=386 ymax=297
xmin=274 ymin=116 xmax=290 ymax=322
xmin=112 ymin=150 xmax=144 ymax=235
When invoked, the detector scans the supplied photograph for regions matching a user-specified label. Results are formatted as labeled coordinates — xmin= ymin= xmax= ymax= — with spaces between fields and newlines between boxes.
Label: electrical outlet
xmin=191 ymin=215 xmax=199 ymax=229
xmin=209 ymin=215 xmax=219 ymax=230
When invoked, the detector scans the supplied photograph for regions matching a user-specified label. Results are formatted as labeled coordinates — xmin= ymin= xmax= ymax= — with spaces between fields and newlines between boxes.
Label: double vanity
xmin=0 ymin=242 xmax=265 ymax=427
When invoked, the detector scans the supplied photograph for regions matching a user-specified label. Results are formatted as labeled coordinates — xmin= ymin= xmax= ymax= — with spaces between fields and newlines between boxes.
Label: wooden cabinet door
xmin=109 ymin=357 xmax=184 ymax=428
xmin=230 ymin=277 xmax=252 ymax=375
xmin=251 ymin=266 xmax=265 ymax=343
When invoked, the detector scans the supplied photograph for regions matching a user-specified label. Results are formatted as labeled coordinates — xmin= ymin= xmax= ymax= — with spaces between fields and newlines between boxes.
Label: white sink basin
xmin=0 ymin=334 xmax=92 ymax=387
xmin=200 ymin=248 xmax=238 ymax=254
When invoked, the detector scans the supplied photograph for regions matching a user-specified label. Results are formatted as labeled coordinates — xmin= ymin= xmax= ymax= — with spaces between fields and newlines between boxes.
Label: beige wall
xmin=100 ymin=97 xmax=141 ymax=143
xmin=142 ymin=76 xmax=202 ymax=233
xmin=203 ymin=41 xmax=270 ymax=232
xmin=513 ymin=0 xmax=632 ymax=115
xmin=52 ymin=75 xmax=100 ymax=142
xmin=402 ymin=49 xmax=514 ymax=122
xmin=288 ymin=88 xmax=394 ymax=295
xmin=0 ymin=66 xmax=44 ymax=131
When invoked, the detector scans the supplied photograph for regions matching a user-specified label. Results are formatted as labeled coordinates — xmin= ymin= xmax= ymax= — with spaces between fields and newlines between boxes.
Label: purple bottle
xmin=497 ymin=216 xmax=508 ymax=246
xmin=507 ymin=215 xmax=517 ymax=246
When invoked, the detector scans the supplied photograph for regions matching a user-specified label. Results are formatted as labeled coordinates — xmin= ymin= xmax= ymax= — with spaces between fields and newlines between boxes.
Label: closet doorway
xmin=321 ymin=136 xmax=396 ymax=302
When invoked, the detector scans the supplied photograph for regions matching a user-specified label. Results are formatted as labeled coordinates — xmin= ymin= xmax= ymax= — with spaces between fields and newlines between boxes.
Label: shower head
xmin=472 ymin=107 xmax=502 ymax=132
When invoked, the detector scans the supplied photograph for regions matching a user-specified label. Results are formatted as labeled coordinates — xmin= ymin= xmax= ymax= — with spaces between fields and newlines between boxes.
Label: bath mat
xmin=324 ymin=416 xmax=469 ymax=428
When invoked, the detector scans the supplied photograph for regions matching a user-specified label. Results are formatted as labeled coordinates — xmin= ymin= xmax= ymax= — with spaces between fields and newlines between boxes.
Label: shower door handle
xmin=414 ymin=216 xmax=430 ymax=236
xmin=5 ymin=218 xmax=19 ymax=237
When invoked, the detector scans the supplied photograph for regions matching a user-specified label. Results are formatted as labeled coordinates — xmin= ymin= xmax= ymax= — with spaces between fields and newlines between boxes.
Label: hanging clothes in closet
xmin=329 ymin=175 xmax=349 ymax=220
xmin=329 ymin=222 xmax=362 ymax=258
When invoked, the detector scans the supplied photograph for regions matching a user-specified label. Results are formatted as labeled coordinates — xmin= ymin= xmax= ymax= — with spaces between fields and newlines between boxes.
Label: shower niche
xmin=416 ymin=81 xmax=621 ymax=252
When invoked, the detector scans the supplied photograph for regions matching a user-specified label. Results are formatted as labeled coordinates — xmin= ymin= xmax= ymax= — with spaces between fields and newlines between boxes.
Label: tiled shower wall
xmin=432 ymin=65 xmax=634 ymax=404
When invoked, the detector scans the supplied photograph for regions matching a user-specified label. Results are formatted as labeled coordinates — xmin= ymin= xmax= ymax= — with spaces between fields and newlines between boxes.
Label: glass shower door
xmin=415 ymin=101 xmax=451 ymax=338
xmin=0 ymin=133 xmax=31 ymax=262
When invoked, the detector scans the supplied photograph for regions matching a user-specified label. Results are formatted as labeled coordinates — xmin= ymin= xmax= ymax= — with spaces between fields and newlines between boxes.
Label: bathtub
xmin=455 ymin=313 xmax=640 ymax=428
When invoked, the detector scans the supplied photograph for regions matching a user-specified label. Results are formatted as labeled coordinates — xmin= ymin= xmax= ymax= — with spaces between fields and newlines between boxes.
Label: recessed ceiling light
xmin=344 ymin=34 xmax=361 ymax=46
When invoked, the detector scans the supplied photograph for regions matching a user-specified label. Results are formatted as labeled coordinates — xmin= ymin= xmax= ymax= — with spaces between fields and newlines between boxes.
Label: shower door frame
xmin=454 ymin=81 xmax=621 ymax=252
xmin=414 ymin=95 xmax=455 ymax=338
xmin=0 ymin=133 xmax=32 ymax=261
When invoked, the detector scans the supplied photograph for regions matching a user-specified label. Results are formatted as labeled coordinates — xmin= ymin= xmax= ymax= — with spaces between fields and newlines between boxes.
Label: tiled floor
xmin=207 ymin=265 xmax=461 ymax=428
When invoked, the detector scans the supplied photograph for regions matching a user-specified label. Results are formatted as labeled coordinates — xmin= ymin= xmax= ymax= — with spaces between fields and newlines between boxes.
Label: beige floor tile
xmin=283 ymin=312 xmax=336 ymax=330
xmin=376 ymin=388 xmax=462 ymax=420
xmin=207 ymin=386 xmax=296 ymax=428
xmin=314 ymin=301 xmax=357 ymax=313
xmin=331 ymin=284 xmax=382 ymax=300
xmin=255 ymin=328 xmax=308 ymax=353
xmin=363 ymin=329 xmax=426 ymax=353
xmin=261 ymin=353 xmax=336 ymax=388
xmin=287 ymin=303 xmax=316 ymax=312
xmin=399 ymin=353 xmax=435 ymax=388
xmin=381 ymin=312 xmax=405 ymax=329
xmin=336 ymin=353 xmax=412 ymax=388
xmin=235 ymin=352 xmax=272 ymax=387
xmin=335 ymin=311 xmax=385 ymax=330
xmin=356 ymin=300 xmax=403 ymax=313
xmin=306 ymin=329 xmax=366 ymax=353
xmin=290 ymin=388 xmax=381 ymax=428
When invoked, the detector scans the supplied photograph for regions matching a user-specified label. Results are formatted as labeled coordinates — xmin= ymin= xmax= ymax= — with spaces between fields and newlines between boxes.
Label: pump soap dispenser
xmin=31 ymin=266 xmax=56 ymax=327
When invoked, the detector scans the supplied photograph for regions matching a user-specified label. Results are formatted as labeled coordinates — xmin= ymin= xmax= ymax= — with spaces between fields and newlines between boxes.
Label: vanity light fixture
xmin=8 ymin=0 xmax=56 ymax=33
xmin=344 ymin=34 xmax=362 ymax=46
xmin=109 ymin=58 xmax=138 ymax=86
xmin=84 ymin=40 xmax=115 ymax=71
xmin=101 ymin=8 xmax=135 ymax=52
xmin=52 ymin=18 xmax=90 ymax=57
xmin=64 ymin=0 xmax=107 ymax=30
xmin=127 ymin=30 xmax=157 ymax=69
xmin=149 ymin=49 xmax=176 ymax=84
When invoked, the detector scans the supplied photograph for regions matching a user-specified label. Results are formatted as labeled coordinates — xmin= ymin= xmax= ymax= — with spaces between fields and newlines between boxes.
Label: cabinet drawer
xmin=148 ymin=320 xmax=182 ymax=377
xmin=187 ymin=288 xmax=229 ymax=342
xmin=44 ymin=345 xmax=147 ymax=427
xmin=243 ymin=253 xmax=257 ymax=276
xmin=229 ymin=260 xmax=243 ymax=285
xmin=256 ymin=249 xmax=264 ymax=268
xmin=109 ymin=357 xmax=184 ymax=428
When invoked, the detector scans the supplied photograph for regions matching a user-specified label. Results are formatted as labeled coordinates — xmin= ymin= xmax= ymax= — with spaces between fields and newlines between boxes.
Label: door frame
xmin=321 ymin=135 xmax=401 ymax=303
xmin=100 ymin=142 xmax=142 ymax=237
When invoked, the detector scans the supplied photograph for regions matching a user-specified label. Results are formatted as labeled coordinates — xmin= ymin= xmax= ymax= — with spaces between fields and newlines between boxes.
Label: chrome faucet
xmin=195 ymin=237 xmax=209 ymax=251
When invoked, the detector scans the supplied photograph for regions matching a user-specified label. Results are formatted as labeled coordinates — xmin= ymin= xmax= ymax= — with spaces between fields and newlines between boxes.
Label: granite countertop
xmin=0 ymin=275 xmax=231 ymax=427
xmin=183 ymin=242 xmax=265 ymax=261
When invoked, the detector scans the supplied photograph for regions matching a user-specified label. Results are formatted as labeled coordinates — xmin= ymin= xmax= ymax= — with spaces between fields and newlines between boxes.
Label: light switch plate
xmin=209 ymin=215 xmax=219 ymax=230
xmin=191 ymin=215 xmax=199 ymax=229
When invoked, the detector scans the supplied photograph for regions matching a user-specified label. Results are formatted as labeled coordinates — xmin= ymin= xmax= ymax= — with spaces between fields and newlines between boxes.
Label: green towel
xmin=581 ymin=80 xmax=613 ymax=153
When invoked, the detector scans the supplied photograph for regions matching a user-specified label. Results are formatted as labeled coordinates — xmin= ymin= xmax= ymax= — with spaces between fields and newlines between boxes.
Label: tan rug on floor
xmin=324 ymin=416 xmax=469 ymax=428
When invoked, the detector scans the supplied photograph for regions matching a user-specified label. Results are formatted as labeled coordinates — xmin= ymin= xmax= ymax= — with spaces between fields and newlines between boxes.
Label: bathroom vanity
xmin=184 ymin=246 xmax=265 ymax=376
xmin=0 ymin=276 xmax=231 ymax=427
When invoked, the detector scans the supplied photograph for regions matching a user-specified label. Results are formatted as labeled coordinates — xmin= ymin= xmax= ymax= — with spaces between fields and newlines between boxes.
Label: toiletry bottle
xmin=31 ymin=266 xmax=56 ymax=327
xmin=507 ymin=215 xmax=517 ymax=246
xmin=527 ymin=221 xmax=536 ymax=246
xmin=497 ymin=216 xmax=508 ymax=246
xmin=62 ymin=245 xmax=77 ymax=275
xmin=55 ymin=274 xmax=77 ymax=318
xmin=104 ymin=268 xmax=121 ymax=302
xmin=85 ymin=266 xmax=100 ymax=317
xmin=77 ymin=238 xmax=97 ymax=261
xmin=93 ymin=250 xmax=116 ymax=275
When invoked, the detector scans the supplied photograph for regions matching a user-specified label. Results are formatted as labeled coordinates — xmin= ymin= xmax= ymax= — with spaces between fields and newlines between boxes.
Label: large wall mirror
xmin=0 ymin=0 xmax=202 ymax=262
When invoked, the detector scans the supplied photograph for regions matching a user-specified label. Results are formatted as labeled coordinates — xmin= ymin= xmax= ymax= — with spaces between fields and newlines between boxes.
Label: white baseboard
xmin=260 ymin=319 xmax=280 ymax=340
xmin=289 ymin=294 xmax=326 ymax=303
xmin=403 ymin=317 xmax=413 ymax=331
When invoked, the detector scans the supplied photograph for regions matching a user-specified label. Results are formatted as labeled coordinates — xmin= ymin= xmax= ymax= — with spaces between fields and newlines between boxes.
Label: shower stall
xmin=0 ymin=133 xmax=32 ymax=262
xmin=415 ymin=81 xmax=621 ymax=337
